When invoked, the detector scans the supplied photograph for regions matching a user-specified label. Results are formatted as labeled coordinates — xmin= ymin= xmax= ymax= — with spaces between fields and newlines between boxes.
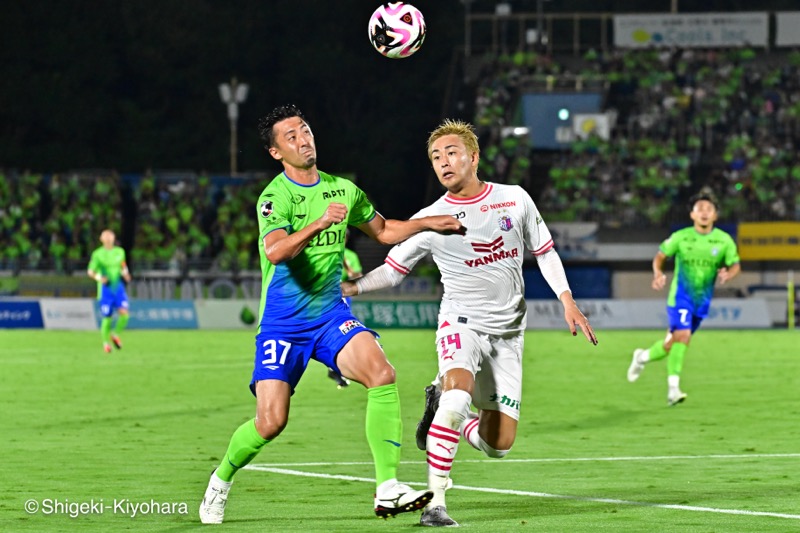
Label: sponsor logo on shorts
xmin=489 ymin=393 xmax=521 ymax=410
xmin=339 ymin=319 xmax=364 ymax=335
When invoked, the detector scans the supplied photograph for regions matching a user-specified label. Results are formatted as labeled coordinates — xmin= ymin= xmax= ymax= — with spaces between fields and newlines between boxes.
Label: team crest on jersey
xmin=711 ymin=247 xmax=719 ymax=256
xmin=339 ymin=319 xmax=364 ymax=335
xmin=260 ymin=201 xmax=273 ymax=218
xmin=498 ymin=215 xmax=513 ymax=231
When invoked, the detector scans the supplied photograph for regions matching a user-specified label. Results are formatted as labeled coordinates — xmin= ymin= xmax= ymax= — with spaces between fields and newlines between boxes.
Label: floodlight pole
xmin=218 ymin=76 xmax=249 ymax=176
xmin=461 ymin=0 xmax=473 ymax=58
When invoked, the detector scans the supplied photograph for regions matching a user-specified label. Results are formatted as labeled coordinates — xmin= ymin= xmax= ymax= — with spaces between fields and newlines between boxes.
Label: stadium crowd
xmin=2 ymin=48 xmax=800 ymax=272
xmin=473 ymin=47 xmax=800 ymax=225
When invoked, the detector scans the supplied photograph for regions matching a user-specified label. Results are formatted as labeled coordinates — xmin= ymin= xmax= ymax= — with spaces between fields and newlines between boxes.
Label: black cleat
xmin=420 ymin=505 xmax=459 ymax=527
xmin=110 ymin=334 xmax=123 ymax=350
xmin=416 ymin=384 xmax=441 ymax=450
xmin=327 ymin=368 xmax=350 ymax=389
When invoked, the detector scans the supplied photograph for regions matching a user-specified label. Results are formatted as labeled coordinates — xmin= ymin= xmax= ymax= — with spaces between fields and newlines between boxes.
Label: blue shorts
xmin=249 ymin=303 xmax=377 ymax=396
xmin=98 ymin=284 xmax=129 ymax=318
xmin=666 ymin=306 xmax=703 ymax=334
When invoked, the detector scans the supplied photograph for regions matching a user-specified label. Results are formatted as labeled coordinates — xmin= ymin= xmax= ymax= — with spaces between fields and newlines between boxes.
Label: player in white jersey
xmin=342 ymin=119 xmax=598 ymax=527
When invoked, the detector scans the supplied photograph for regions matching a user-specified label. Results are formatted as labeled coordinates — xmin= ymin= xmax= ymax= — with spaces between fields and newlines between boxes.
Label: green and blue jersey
xmin=87 ymin=246 xmax=127 ymax=296
xmin=660 ymin=227 xmax=740 ymax=315
xmin=255 ymin=171 xmax=376 ymax=332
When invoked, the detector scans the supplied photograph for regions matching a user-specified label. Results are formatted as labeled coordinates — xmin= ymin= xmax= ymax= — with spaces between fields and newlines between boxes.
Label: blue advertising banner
xmin=99 ymin=301 xmax=198 ymax=329
xmin=0 ymin=300 xmax=44 ymax=328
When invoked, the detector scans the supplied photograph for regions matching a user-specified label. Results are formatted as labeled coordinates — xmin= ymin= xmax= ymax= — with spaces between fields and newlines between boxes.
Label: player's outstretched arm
xmin=359 ymin=214 xmax=463 ymax=245
xmin=717 ymin=262 xmax=741 ymax=285
xmin=535 ymin=249 xmax=597 ymax=345
xmin=341 ymin=264 xmax=406 ymax=297
xmin=559 ymin=290 xmax=598 ymax=345
xmin=651 ymin=251 xmax=668 ymax=290
xmin=264 ymin=202 xmax=347 ymax=264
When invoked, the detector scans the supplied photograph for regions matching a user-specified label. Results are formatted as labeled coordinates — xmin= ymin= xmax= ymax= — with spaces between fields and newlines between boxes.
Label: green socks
xmin=647 ymin=339 xmax=668 ymax=362
xmin=114 ymin=313 xmax=129 ymax=334
xmin=100 ymin=318 xmax=112 ymax=343
xmin=366 ymin=383 xmax=403 ymax=486
xmin=216 ymin=419 xmax=270 ymax=482
xmin=667 ymin=342 xmax=688 ymax=376
xmin=214 ymin=385 xmax=403 ymax=486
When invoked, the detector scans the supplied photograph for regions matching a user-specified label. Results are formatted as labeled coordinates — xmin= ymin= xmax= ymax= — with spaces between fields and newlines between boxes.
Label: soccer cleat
xmin=627 ymin=349 xmax=646 ymax=382
xmin=420 ymin=505 xmax=459 ymax=527
xmin=199 ymin=471 xmax=231 ymax=524
xmin=327 ymin=368 xmax=350 ymax=389
xmin=103 ymin=343 xmax=112 ymax=354
xmin=111 ymin=334 xmax=123 ymax=350
xmin=416 ymin=384 xmax=441 ymax=451
xmin=374 ymin=482 xmax=433 ymax=519
xmin=668 ymin=389 xmax=687 ymax=406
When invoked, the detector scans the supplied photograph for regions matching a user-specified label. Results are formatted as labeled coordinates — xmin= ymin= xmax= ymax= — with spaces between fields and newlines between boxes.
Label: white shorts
xmin=434 ymin=318 xmax=524 ymax=421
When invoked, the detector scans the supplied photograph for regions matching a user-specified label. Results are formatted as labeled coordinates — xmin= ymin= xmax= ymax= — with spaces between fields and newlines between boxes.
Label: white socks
xmin=426 ymin=389 xmax=471 ymax=508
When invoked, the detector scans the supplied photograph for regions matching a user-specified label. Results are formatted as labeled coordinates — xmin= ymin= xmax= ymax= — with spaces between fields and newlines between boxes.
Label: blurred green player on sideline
xmin=87 ymin=229 xmax=132 ymax=353
xmin=627 ymin=189 xmax=740 ymax=405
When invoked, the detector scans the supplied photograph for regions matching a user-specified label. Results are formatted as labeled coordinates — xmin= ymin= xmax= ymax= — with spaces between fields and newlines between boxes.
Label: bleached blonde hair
xmin=427 ymin=119 xmax=480 ymax=161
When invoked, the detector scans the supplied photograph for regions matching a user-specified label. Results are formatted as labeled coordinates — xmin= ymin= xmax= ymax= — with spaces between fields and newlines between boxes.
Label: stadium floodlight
xmin=218 ymin=77 xmax=249 ymax=176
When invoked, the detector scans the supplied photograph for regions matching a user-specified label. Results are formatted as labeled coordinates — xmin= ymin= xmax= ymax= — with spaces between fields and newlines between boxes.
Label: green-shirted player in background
xmin=87 ymin=229 xmax=132 ymax=353
xmin=627 ymin=189 xmax=740 ymax=405
xmin=199 ymin=104 xmax=463 ymax=524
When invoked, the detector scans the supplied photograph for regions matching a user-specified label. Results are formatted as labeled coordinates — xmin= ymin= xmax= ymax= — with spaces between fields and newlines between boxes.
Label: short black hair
xmin=688 ymin=188 xmax=719 ymax=211
xmin=257 ymin=104 xmax=307 ymax=149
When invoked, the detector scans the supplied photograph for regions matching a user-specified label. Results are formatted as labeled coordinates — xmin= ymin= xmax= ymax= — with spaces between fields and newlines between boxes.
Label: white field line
xmin=244 ymin=465 xmax=800 ymax=521
xmin=249 ymin=452 xmax=800 ymax=467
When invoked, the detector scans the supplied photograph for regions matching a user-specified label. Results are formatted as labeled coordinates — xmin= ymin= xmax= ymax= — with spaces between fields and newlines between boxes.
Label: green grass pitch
xmin=1 ymin=328 xmax=799 ymax=532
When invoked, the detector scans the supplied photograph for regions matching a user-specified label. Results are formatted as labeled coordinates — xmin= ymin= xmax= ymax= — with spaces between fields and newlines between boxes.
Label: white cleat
xmin=374 ymin=482 xmax=433 ymax=519
xmin=627 ymin=349 xmax=646 ymax=382
xmin=199 ymin=471 xmax=231 ymax=524
xmin=420 ymin=505 xmax=459 ymax=527
xmin=668 ymin=389 xmax=687 ymax=406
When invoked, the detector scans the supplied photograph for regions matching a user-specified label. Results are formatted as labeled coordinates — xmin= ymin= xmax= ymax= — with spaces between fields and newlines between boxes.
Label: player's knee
xmin=364 ymin=363 xmax=395 ymax=388
xmin=254 ymin=412 xmax=288 ymax=440
xmin=481 ymin=443 xmax=511 ymax=458
xmin=438 ymin=389 xmax=472 ymax=421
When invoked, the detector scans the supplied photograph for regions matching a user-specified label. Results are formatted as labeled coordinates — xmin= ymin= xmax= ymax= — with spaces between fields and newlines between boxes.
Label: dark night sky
xmin=1 ymin=0 xmax=797 ymax=217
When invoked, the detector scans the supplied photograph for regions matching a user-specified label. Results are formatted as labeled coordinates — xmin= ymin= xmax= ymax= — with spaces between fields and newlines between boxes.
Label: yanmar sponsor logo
xmin=465 ymin=236 xmax=519 ymax=267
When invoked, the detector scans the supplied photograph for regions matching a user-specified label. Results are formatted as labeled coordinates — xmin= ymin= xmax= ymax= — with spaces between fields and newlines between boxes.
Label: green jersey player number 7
xmin=627 ymin=189 xmax=741 ymax=406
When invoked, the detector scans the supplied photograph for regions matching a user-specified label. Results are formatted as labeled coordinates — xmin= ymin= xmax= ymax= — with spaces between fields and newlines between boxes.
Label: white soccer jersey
xmin=385 ymin=182 xmax=554 ymax=335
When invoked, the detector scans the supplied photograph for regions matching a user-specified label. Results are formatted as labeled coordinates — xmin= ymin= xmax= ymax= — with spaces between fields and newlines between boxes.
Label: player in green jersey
xmin=627 ymin=190 xmax=740 ymax=405
xmin=87 ymin=229 xmax=132 ymax=353
xmin=200 ymin=104 xmax=463 ymax=524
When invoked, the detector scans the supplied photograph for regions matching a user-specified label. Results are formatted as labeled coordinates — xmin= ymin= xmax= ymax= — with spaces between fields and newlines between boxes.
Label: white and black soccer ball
xmin=368 ymin=2 xmax=426 ymax=59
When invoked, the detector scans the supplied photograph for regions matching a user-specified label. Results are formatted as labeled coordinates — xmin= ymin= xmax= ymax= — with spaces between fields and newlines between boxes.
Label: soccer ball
xmin=368 ymin=2 xmax=426 ymax=59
